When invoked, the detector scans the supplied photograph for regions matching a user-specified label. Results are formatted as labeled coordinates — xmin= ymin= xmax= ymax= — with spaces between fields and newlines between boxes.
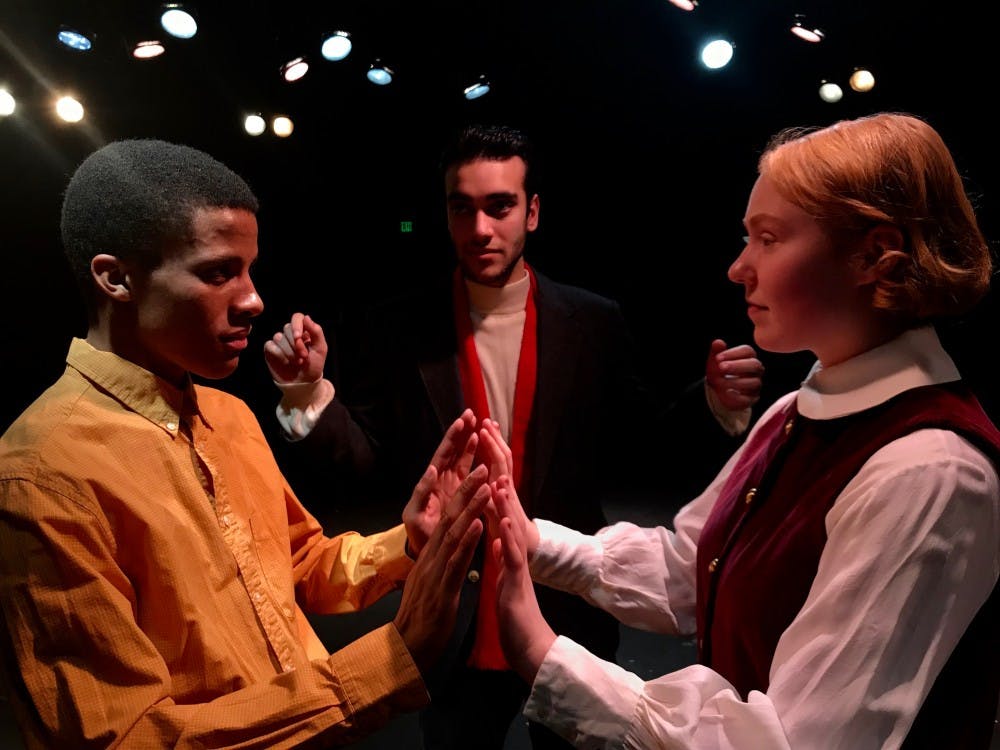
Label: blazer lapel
xmin=419 ymin=353 xmax=464 ymax=433
xmin=529 ymin=272 xmax=581 ymax=500
xmin=406 ymin=273 xmax=465 ymax=434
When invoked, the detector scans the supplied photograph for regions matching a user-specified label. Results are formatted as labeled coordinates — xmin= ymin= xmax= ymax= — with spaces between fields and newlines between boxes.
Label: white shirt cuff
xmin=274 ymin=378 xmax=335 ymax=440
xmin=705 ymin=380 xmax=751 ymax=436
xmin=525 ymin=635 xmax=643 ymax=749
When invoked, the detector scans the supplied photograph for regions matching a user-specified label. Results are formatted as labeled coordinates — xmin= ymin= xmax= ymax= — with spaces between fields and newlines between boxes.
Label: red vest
xmin=696 ymin=381 xmax=1000 ymax=748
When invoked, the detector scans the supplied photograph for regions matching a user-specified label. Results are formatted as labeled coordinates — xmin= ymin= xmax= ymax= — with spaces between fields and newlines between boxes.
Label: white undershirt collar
xmin=796 ymin=326 xmax=960 ymax=420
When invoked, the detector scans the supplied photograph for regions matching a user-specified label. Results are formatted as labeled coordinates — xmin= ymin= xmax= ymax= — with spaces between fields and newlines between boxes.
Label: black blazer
xmin=298 ymin=267 xmax=712 ymax=673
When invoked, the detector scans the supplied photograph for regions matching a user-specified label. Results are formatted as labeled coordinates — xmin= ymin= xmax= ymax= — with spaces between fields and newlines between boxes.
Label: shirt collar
xmin=796 ymin=326 xmax=961 ymax=420
xmin=67 ymin=338 xmax=209 ymax=434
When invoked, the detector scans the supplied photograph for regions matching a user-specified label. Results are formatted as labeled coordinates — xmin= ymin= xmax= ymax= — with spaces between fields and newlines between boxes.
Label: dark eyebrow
xmin=190 ymin=253 xmax=246 ymax=271
xmin=446 ymin=190 xmax=519 ymax=203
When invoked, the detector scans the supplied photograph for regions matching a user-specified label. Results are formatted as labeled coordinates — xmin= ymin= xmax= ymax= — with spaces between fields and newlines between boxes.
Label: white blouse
xmin=524 ymin=327 xmax=999 ymax=749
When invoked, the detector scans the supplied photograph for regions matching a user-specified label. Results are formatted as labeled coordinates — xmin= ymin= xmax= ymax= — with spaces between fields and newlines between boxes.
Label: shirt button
xmin=166 ymin=421 xmax=177 ymax=431
xmin=785 ymin=418 xmax=794 ymax=435
xmin=283 ymin=606 xmax=294 ymax=619
xmin=708 ymin=558 xmax=719 ymax=573
xmin=222 ymin=514 xmax=232 ymax=527
xmin=283 ymin=663 xmax=295 ymax=673
xmin=467 ymin=569 xmax=480 ymax=583
xmin=745 ymin=488 xmax=756 ymax=505
xmin=253 ymin=591 xmax=263 ymax=602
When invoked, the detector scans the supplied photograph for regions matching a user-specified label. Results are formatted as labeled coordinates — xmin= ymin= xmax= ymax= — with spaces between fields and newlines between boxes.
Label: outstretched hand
xmin=493 ymin=485 xmax=556 ymax=684
xmin=394 ymin=465 xmax=490 ymax=676
xmin=705 ymin=338 xmax=764 ymax=412
xmin=478 ymin=420 xmax=538 ymax=554
xmin=263 ymin=312 xmax=329 ymax=385
xmin=403 ymin=409 xmax=479 ymax=557
xmin=477 ymin=418 xmax=513 ymax=483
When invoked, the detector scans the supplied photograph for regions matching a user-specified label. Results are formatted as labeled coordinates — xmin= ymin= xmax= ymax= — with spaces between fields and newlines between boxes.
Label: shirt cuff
xmin=525 ymin=636 xmax=643 ymax=749
xmin=371 ymin=524 xmax=417 ymax=584
xmin=705 ymin=380 xmax=751 ymax=437
xmin=275 ymin=378 xmax=336 ymax=440
xmin=326 ymin=623 xmax=429 ymax=733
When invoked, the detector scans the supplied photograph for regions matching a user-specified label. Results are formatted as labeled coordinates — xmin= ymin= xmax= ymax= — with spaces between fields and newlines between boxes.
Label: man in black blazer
xmin=264 ymin=124 xmax=763 ymax=749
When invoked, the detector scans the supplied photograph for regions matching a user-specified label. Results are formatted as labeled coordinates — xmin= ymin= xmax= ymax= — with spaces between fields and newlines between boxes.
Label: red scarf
xmin=453 ymin=263 xmax=538 ymax=670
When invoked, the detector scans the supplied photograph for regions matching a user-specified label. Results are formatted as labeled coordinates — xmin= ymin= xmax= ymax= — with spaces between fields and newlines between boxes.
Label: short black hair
xmin=60 ymin=138 xmax=259 ymax=316
xmin=438 ymin=123 xmax=540 ymax=199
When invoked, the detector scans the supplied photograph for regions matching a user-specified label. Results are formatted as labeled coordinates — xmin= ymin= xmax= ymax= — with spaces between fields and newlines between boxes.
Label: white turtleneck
xmin=464 ymin=272 xmax=531 ymax=442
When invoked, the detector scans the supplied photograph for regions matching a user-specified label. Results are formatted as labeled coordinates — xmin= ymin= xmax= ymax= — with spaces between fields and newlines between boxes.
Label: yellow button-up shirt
xmin=0 ymin=338 xmax=426 ymax=748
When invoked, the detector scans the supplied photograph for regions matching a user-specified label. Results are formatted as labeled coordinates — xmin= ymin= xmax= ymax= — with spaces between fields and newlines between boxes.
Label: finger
xmin=493 ymin=480 xmax=523 ymax=534
xmin=483 ymin=489 xmax=501 ymax=535
xmin=726 ymin=362 xmax=766 ymax=378
xmin=427 ymin=480 xmax=489 ymax=560
xmin=269 ymin=330 xmax=294 ymax=359
xmin=263 ymin=339 xmax=283 ymax=361
xmin=281 ymin=318 xmax=308 ymax=359
xmin=723 ymin=376 xmax=763 ymax=393
xmin=492 ymin=486 xmax=515 ymax=539
xmin=717 ymin=345 xmax=759 ymax=362
xmin=483 ymin=483 xmax=503 ymax=536
xmin=450 ymin=488 xmax=489 ymax=557
xmin=488 ymin=420 xmax=513 ymax=464
xmin=287 ymin=318 xmax=310 ymax=360
xmin=457 ymin=431 xmax=479 ymax=477
xmin=438 ymin=515 xmax=485 ymax=594
xmin=290 ymin=311 xmax=305 ymax=339
xmin=498 ymin=516 xmax=524 ymax=568
xmin=496 ymin=474 xmax=518 ymax=502
xmin=437 ymin=462 xmax=489 ymax=530
xmin=493 ymin=484 xmax=510 ymax=519
xmin=302 ymin=314 xmax=325 ymax=348
xmin=500 ymin=476 xmax=533 ymax=546
xmin=708 ymin=338 xmax=728 ymax=357
xmin=431 ymin=412 xmax=477 ymax=469
xmin=452 ymin=463 xmax=488 ymax=509
xmin=408 ymin=465 xmax=438 ymax=516
xmin=492 ymin=535 xmax=505 ymax=571
xmin=478 ymin=429 xmax=505 ymax=479
xmin=278 ymin=323 xmax=300 ymax=358
xmin=480 ymin=421 xmax=513 ymax=476
xmin=456 ymin=475 xmax=491 ymax=521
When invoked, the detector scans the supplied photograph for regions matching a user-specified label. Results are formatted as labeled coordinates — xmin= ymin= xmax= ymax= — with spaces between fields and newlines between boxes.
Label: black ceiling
xmin=3 ymin=1 xmax=992 ymax=198
xmin=2 ymin=0 xmax=996 ymax=428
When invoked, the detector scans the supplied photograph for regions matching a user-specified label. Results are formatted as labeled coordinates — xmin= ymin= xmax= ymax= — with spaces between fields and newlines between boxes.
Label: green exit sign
xmin=400 ymin=220 xmax=413 ymax=233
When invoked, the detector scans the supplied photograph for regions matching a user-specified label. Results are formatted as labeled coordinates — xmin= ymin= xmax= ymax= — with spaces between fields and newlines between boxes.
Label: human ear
xmin=526 ymin=193 xmax=540 ymax=232
xmin=91 ymin=254 xmax=133 ymax=302
xmin=854 ymin=224 xmax=905 ymax=283
xmin=868 ymin=224 xmax=904 ymax=257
